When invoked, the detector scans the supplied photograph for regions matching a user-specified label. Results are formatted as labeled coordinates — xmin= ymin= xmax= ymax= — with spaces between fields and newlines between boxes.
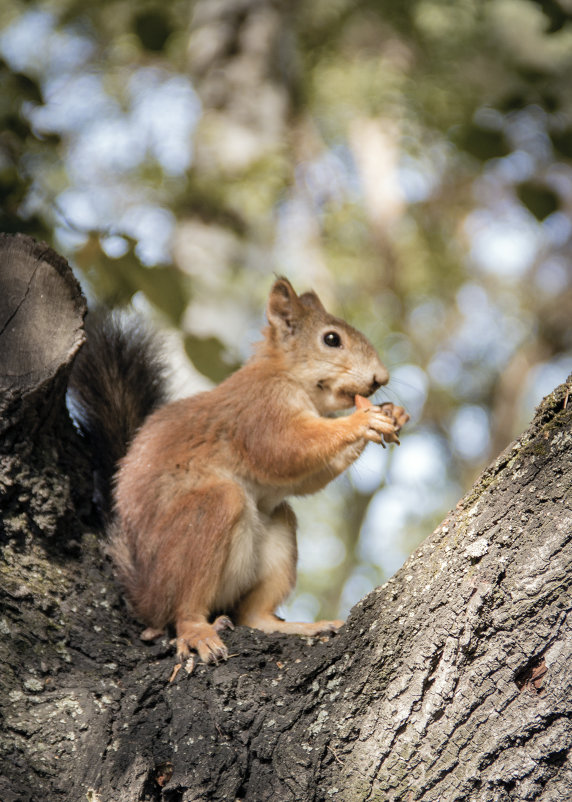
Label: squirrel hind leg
xmin=234 ymin=501 xmax=345 ymax=637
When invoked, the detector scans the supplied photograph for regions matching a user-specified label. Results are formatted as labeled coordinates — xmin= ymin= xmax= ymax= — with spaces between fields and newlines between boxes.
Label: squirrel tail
xmin=68 ymin=310 xmax=168 ymax=516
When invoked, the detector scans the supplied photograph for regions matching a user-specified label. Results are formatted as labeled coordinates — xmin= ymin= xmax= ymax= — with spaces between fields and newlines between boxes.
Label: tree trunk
xmin=0 ymin=233 xmax=570 ymax=802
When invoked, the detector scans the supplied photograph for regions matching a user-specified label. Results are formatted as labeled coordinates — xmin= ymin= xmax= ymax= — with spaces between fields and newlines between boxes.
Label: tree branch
xmin=0 ymin=234 xmax=570 ymax=802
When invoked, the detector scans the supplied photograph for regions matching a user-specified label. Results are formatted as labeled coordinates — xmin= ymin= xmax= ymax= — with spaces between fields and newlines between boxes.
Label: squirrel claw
xmin=322 ymin=619 xmax=344 ymax=633
xmin=308 ymin=619 xmax=344 ymax=635
xmin=198 ymin=638 xmax=229 ymax=664
xmin=213 ymin=615 xmax=234 ymax=633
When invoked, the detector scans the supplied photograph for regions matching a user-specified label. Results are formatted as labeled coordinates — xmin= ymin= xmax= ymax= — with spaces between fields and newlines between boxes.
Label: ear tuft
xmin=298 ymin=290 xmax=326 ymax=313
xmin=267 ymin=277 xmax=301 ymax=336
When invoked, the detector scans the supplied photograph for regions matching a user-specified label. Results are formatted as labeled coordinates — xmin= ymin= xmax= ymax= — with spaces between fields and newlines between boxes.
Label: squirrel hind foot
xmin=140 ymin=627 xmax=165 ymax=641
xmin=289 ymin=619 xmax=344 ymax=636
xmin=240 ymin=613 xmax=344 ymax=637
xmin=176 ymin=621 xmax=230 ymax=664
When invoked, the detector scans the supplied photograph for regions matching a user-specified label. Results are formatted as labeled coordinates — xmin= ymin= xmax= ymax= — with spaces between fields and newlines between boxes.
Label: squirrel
xmin=69 ymin=277 xmax=409 ymax=664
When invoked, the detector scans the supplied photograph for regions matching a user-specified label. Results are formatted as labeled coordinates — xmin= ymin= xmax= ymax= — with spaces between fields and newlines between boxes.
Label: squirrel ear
xmin=267 ymin=277 xmax=302 ymax=336
xmin=298 ymin=290 xmax=326 ymax=313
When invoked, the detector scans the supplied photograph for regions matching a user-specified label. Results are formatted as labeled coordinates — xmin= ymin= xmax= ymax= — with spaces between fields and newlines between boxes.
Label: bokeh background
xmin=2 ymin=0 xmax=571 ymax=622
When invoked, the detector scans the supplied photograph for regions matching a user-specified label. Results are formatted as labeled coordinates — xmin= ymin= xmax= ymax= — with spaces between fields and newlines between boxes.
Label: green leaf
xmin=550 ymin=129 xmax=572 ymax=160
xmin=455 ymin=123 xmax=510 ymax=161
xmin=133 ymin=10 xmax=173 ymax=52
xmin=183 ymin=334 xmax=237 ymax=384
xmin=14 ymin=72 xmax=43 ymax=104
xmin=75 ymin=237 xmax=190 ymax=324
xmin=530 ymin=0 xmax=570 ymax=33
xmin=516 ymin=181 xmax=559 ymax=220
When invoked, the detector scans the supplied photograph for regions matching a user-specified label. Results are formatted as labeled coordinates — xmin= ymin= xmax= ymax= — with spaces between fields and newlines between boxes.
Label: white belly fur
xmin=213 ymin=482 xmax=296 ymax=611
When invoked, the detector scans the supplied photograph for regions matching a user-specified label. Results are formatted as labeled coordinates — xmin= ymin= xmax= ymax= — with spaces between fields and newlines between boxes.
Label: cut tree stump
xmin=0 ymin=232 xmax=85 ymax=402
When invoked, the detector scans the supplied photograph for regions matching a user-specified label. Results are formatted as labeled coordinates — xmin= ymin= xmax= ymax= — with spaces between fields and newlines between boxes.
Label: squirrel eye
xmin=323 ymin=331 xmax=342 ymax=348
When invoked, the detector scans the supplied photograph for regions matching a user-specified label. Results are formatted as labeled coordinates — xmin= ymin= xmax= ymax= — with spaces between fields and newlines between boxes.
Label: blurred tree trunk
xmin=1 ymin=233 xmax=571 ymax=802
xmin=173 ymin=0 xmax=298 ymax=289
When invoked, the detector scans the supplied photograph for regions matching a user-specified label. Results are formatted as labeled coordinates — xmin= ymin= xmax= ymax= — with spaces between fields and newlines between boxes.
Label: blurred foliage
xmin=1 ymin=0 xmax=571 ymax=620
xmin=516 ymin=180 xmax=559 ymax=220
xmin=75 ymin=234 xmax=191 ymax=320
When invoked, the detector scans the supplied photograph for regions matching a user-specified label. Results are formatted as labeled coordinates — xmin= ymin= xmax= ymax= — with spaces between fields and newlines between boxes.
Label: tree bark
xmin=0 ymin=234 xmax=570 ymax=802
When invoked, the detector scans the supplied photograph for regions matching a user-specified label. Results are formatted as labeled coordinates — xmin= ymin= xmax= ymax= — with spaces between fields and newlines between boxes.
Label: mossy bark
xmin=1 ymin=234 xmax=570 ymax=802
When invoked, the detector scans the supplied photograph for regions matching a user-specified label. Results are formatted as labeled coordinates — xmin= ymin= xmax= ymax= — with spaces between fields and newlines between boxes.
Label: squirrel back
xmin=68 ymin=310 xmax=168 ymax=514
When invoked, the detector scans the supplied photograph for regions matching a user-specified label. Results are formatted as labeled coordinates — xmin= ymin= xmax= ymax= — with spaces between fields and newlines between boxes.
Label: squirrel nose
xmin=370 ymin=368 xmax=389 ymax=394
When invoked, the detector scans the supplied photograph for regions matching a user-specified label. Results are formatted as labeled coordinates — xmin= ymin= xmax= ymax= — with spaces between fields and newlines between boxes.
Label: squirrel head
xmin=263 ymin=277 xmax=389 ymax=414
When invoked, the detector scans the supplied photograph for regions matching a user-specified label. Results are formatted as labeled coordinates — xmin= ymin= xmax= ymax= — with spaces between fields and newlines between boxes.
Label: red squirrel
xmin=69 ymin=278 xmax=409 ymax=663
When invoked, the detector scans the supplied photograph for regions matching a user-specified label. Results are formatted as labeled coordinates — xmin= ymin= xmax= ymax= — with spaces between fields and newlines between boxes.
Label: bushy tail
xmin=68 ymin=310 xmax=168 ymax=516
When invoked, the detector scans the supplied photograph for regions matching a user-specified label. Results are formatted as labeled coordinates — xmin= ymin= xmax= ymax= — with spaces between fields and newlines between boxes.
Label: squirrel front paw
xmin=355 ymin=395 xmax=410 ymax=445
xmin=377 ymin=402 xmax=410 ymax=443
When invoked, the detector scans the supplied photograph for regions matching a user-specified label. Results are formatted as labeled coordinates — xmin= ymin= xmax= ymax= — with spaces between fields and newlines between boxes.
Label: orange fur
xmin=110 ymin=278 xmax=408 ymax=662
